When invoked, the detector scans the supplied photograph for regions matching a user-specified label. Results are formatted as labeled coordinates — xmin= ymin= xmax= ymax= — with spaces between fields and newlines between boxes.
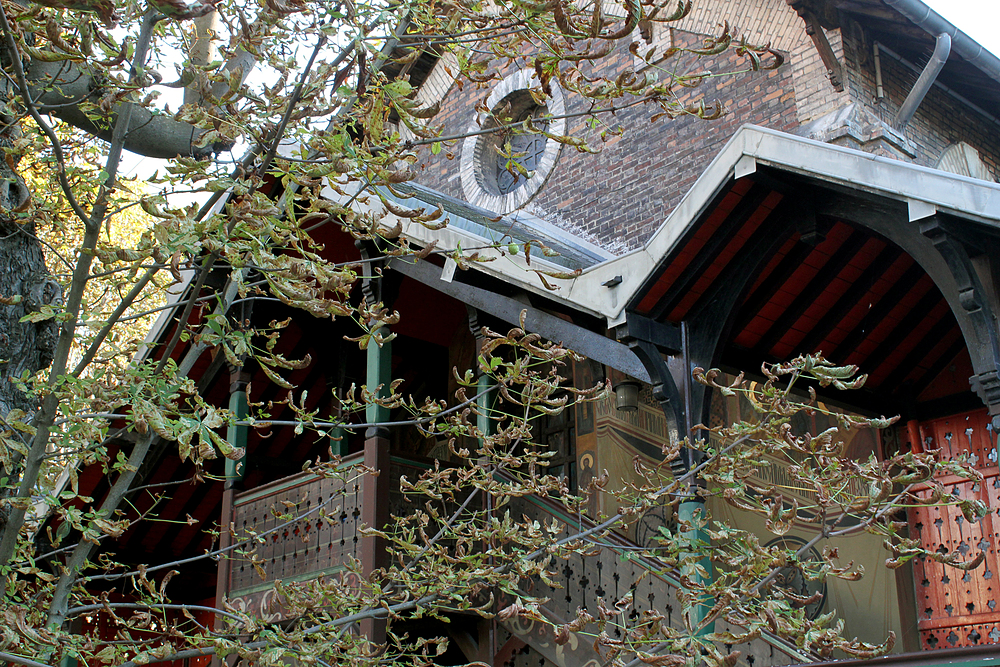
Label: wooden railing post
xmin=359 ymin=430 xmax=390 ymax=643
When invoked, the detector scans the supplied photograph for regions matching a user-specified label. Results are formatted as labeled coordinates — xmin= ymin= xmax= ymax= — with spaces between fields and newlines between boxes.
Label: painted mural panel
xmin=575 ymin=364 xmax=906 ymax=652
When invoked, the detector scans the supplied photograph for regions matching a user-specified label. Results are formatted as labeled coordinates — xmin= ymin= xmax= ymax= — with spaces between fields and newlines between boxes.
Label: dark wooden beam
xmin=878 ymin=316 xmax=961 ymax=391
xmin=796 ymin=243 xmax=901 ymax=354
xmin=146 ymin=461 xmax=225 ymax=559
xmin=823 ymin=263 xmax=926 ymax=360
xmin=787 ymin=1 xmax=845 ymax=90
xmin=685 ymin=216 xmax=797 ymax=427
xmin=751 ymin=230 xmax=868 ymax=356
xmin=616 ymin=312 xmax=681 ymax=353
xmin=911 ymin=338 xmax=968 ymax=399
xmin=719 ymin=347 xmax=905 ymax=418
xmin=389 ymin=257 xmax=652 ymax=383
xmin=853 ymin=289 xmax=947 ymax=373
xmin=731 ymin=240 xmax=815 ymax=336
xmin=650 ymin=186 xmax=775 ymax=321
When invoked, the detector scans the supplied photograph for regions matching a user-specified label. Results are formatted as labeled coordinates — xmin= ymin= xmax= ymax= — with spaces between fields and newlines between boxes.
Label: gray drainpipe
xmin=895 ymin=32 xmax=951 ymax=129
xmin=884 ymin=0 xmax=1000 ymax=83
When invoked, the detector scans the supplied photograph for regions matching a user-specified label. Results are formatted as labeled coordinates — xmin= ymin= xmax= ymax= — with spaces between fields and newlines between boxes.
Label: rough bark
xmin=0 ymin=199 xmax=59 ymax=529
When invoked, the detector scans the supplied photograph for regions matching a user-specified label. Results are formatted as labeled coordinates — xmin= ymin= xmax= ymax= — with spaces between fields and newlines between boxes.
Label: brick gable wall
xmin=407 ymin=0 xmax=1000 ymax=254
xmin=412 ymin=32 xmax=798 ymax=252
xmin=839 ymin=23 xmax=1000 ymax=178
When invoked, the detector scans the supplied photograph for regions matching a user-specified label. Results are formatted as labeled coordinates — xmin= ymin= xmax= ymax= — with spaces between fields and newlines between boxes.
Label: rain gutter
xmin=884 ymin=0 xmax=1000 ymax=84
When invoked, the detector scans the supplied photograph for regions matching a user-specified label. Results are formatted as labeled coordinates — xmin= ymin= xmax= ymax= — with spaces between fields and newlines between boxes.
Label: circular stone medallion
xmin=460 ymin=68 xmax=566 ymax=214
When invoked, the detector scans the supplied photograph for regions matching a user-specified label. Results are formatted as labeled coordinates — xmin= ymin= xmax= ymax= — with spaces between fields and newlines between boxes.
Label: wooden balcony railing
xmin=501 ymin=490 xmax=813 ymax=667
xmin=219 ymin=456 xmax=811 ymax=666
xmin=222 ymin=454 xmax=445 ymax=621
xmin=226 ymin=453 xmax=365 ymax=620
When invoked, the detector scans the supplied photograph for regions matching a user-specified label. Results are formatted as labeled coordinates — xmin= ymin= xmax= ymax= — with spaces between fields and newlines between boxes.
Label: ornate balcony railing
xmin=219 ymin=455 xmax=812 ymax=666
xmin=502 ymin=490 xmax=812 ymax=667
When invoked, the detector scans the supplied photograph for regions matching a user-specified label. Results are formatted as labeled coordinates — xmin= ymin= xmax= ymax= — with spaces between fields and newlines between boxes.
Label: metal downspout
xmin=896 ymin=32 xmax=951 ymax=129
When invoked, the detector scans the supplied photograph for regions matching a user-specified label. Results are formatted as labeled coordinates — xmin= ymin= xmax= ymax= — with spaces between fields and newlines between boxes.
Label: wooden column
xmin=213 ymin=369 xmax=249 ymax=667
xmin=360 ymin=331 xmax=391 ymax=643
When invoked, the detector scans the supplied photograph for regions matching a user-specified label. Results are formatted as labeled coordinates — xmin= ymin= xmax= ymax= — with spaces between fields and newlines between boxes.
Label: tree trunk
xmin=0 ymin=157 xmax=60 ymax=530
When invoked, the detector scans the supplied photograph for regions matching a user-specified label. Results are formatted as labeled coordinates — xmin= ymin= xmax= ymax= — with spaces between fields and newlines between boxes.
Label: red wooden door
xmin=908 ymin=408 xmax=1000 ymax=649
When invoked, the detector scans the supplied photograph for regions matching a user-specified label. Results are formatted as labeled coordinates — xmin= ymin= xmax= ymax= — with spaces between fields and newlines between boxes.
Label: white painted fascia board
xmin=738 ymin=125 xmax=1000 ymax=224
xmin=323 ymin=182 xmax=611 ymax=318
xmin=580 ymin=124 xmax=1000 ymax=324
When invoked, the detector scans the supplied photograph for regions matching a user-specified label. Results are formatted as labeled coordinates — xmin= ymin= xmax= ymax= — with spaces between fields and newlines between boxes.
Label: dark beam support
xmin=824 ymin=263 xmax=925 ymax=360
xmin=879 ymin=316 xmax=961 ymax=392
xmin=389 ymin=258 xmax=651 ymax=383
xmin=787 ymin=1 xmax=845 ymax=91
xmin=626 ymin=339 xmax=684 ymax=446
xmin=622 ymin=215 xmax=793 ymax=471
xmin=855 ymin=289 xmax=946 ymax=373
xmin=651 ymin=186 xmax=774 ymax=320
xmin=815 ymin=199 xmax=1000 ymax=422
xmin=684 ymin=217 xmax=795 ymax=429
xmin=796 ymin=244 xmax=901 ymax=353
xmin=750 ymin=231 xmax=867 ymax=355
xmin=731 ymin=240 xmax=815 ymax=336
xmin=919 ymin=217 xmax=1000 ymax=424
xmin=615 ymin=312 xmax=681 ymax=354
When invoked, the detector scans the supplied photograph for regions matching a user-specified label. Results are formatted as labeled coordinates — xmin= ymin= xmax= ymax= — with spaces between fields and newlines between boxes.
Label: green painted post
xmin=678 ymin=497 xmax=714 ymax=635
xmin=477 ymin=372 xmax=497 ymax=446
xmin=366 ymin=332 xmax=392 ymax=425
xmin=330 ymin=426 xmax=348 ymax=457
xmin=225 ymin=378 xmax=248 ymax=485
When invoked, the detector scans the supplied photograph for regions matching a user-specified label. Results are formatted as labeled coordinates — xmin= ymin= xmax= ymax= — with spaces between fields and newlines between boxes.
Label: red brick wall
xmin=412 ymin=34 xmax=799 ymax=252
xmin=410 ymin=11 xmax=1000 ymax=254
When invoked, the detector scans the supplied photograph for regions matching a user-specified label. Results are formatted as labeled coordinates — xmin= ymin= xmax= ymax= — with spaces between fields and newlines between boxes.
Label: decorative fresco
xmin=573 ymin=365 xmax=907 ymax=649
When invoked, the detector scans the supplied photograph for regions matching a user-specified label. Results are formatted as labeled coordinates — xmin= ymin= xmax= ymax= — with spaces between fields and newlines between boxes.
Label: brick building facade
xmin=402 ymin=0 xmax=1000 ymax=253
xmin=91 ymin=3 xmax=1000 ymax=666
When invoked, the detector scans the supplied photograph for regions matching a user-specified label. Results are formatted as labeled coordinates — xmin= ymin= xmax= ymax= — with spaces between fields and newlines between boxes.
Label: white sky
xmin=923 ymin=0 xmax=1000 ymax=57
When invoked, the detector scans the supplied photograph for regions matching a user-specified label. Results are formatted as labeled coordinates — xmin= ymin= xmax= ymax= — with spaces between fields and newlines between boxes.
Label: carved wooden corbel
xmin=786 ymin=0 xmax=845 ymax=92
xmin=920 ymin=217 xmax=1000 ymax=425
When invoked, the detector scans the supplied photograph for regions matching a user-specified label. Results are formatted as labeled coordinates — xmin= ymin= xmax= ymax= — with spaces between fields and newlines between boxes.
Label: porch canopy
xmin=389 ymin=125 xmax=1000 ymax=427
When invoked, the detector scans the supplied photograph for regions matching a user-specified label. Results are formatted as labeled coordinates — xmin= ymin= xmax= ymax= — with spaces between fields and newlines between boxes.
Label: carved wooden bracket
xmin=786 ymin=0 xmax=845 ymax=92
xmin=920 ymin=217 xmax=1000 ymax=425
